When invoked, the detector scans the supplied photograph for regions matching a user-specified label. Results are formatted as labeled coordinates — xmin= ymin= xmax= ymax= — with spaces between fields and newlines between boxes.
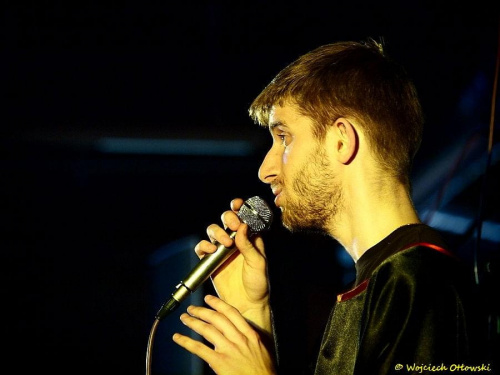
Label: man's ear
xmin=332 ymin=117 xmax=358 ymax=164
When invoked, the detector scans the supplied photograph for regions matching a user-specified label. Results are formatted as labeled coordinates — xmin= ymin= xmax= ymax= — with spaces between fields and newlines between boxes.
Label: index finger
xmin=230 ymin=198 xmax=245 ymax=212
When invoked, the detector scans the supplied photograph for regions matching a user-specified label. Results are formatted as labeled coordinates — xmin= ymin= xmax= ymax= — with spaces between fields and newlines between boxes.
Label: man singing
xmin=172 ymin=39 xmax=479 ymax=375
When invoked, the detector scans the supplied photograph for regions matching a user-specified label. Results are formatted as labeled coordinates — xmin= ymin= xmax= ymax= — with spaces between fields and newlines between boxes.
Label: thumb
xmin=235 ymin=223 xmax=267 ymax=263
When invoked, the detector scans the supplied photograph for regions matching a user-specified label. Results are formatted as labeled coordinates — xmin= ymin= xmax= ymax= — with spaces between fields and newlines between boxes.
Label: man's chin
xmin=281 ymin=216 xmax=326 ymax=235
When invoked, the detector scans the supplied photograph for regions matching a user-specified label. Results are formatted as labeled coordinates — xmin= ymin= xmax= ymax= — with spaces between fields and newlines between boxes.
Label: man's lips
xmin=271 ymin=186 xmax=282 ymax=206
xmin=271 ymin=185 xmax=282 ymax=196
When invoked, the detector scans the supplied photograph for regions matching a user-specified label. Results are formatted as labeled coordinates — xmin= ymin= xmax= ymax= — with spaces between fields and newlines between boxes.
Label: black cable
xmin=474 ymin=17 xmax=500 ymax=286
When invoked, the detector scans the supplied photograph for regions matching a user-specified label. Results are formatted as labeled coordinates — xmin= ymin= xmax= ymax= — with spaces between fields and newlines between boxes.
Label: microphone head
xmin=238 ymin=196 xmax=274 ymax=234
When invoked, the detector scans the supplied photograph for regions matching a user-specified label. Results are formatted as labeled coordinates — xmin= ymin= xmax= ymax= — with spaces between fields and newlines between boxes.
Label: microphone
xmin=155 ymin=196 xmax=273 ymax=321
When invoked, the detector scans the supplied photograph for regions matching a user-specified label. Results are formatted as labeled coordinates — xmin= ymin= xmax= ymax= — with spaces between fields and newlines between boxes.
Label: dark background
xmin=2 ymin=1 xmax=499 ymax=374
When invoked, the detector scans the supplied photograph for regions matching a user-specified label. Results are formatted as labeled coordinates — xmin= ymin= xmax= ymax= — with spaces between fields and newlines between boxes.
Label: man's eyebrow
xmin=269 ymin=121 xmax=284 ymax=130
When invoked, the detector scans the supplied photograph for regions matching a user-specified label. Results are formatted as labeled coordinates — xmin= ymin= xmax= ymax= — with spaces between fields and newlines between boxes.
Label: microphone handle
xmin=155 ymin=231 xmax=237 ymax=320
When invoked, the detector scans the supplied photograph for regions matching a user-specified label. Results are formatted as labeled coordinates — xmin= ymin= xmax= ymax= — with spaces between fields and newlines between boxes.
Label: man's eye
xmin=278 ymin=134 xmax=289 ymax=147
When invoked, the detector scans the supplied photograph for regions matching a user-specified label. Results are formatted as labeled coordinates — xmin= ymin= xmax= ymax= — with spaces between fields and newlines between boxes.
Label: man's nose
xmin=258 ymin=147 xmax=280 ymax=184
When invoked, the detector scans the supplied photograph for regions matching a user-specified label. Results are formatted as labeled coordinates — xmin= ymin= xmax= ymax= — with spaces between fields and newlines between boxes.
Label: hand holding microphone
xmin=169 ymin=196 xmax=277 ymax=375
xmin=147 ymin=197 xmax=274 ymax=375
xmin=155 ymin=196 xmax=273 ymax=321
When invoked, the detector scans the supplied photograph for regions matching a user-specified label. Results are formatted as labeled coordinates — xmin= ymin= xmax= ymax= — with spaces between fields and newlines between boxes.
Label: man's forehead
xmin=269 ymin=103 xmax=302 ymax=126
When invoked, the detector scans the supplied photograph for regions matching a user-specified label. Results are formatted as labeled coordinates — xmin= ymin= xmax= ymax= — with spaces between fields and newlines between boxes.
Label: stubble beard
xmin=280 ymin=145 xmax=342 ymax=235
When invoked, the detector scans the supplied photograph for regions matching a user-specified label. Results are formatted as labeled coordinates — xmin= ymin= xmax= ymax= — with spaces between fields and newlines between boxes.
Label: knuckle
xmin=187 ymin=339 xmax=205 ymax=353
xmin=217 ymin=302 xmax=241 ymax=319
xmin=206 ymin=224 xmax=217 ymax=235
xmin=222 ymin=303 xmax=239 ymax=315
xmin=244 ymin=327 xmax=260 ymax=342
xmin=223 ymin=211 xmax=240 ymax=228
xmin=230 ymin=198 xmax=243 ymax=210
xmin=191 ymin=305 xmax=215 ymax=320
xmin=195 ymin=241 xmax=213 ymax=256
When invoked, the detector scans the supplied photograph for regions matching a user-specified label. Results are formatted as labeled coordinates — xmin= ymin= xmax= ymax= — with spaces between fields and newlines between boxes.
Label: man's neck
xmin=332 ymin=181 xmax=421 ymax=262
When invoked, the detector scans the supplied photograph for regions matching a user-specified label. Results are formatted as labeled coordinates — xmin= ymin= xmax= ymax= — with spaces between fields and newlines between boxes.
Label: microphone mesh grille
xmin=238 ymin=196 xmax=273 ymax=234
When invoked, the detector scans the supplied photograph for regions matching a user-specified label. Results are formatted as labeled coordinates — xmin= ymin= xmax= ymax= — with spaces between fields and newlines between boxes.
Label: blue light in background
xmin=421 ymin=209 xmax=500 ymax=243
xmin=97 ymin=137 xmax=254 ymax=156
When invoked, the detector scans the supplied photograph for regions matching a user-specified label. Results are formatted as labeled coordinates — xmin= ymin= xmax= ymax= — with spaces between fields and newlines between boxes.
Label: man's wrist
xmin=243 ymin=303 xmax=272 ymax=335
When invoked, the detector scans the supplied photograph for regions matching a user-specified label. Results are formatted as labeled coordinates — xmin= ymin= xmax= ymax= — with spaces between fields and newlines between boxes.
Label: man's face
xmin=258 ymin=103 xmax=342 ymax=233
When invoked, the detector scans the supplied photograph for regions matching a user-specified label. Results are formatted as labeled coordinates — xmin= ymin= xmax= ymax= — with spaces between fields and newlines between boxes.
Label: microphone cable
xmin=145 ymin=318 xmax=160 ymax=375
